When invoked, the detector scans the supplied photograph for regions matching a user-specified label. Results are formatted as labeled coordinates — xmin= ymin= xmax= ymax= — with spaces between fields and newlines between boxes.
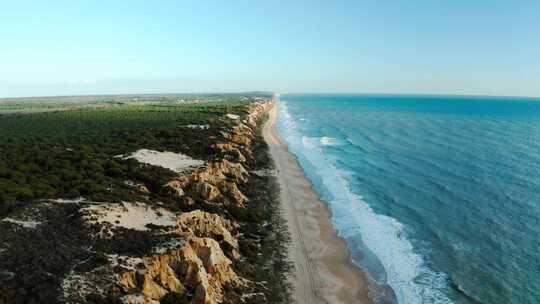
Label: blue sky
xmin=1 ymin=0 xmax=539 ymax=97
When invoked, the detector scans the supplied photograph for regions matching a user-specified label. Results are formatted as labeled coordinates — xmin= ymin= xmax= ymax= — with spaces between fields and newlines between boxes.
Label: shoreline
xmin=263 ymin=102 xmax=372 ymax=304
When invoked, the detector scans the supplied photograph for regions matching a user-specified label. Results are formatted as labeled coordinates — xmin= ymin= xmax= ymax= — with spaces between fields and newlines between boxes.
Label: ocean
xmin=276 ymin=94 xmax=540 ymax=304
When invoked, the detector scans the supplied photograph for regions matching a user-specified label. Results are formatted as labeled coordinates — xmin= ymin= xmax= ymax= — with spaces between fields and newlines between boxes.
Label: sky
xmin=1 ymin=0 xmax=539 ymax=98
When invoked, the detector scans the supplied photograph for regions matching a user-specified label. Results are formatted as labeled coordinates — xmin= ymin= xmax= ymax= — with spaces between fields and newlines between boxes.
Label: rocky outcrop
xmin=118 ymin=236 xmax=245 ymax=304
xmin=242 ymin=101 xmax=274 ymax=129
xmin=218 ymin=181 xmax=248 ymax=207
xmin=212 ymin=143 xmax=247 ymax=163
xmin=162 ymin=159 xmax=250 ymax=209
xmin=163 ymin=180 xmax=185 ymax=197
xmin=136 ymin=184 xmax=151 ymax=194
xmin=215 ymin=101 xmax=273 ymax=160
xmin=175 ymin=210 xmax=240 ymax=259
xmin=193 ymin=159 xmax=250 ymax=185
xmin=195 ymin=182 xmax=221 ymax=201
xmin=173 ymin=102 xmax=271 ymax=208
xmin=165 ymin=159 xmax=248 ymax=190
xmin=113 ymin=208 xmax=246 ymax=303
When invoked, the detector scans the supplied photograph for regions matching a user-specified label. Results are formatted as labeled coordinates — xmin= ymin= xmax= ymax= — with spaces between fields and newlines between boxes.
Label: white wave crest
xmin=320 ymin=136 xmax=342 ymax=146
xmin=277 ymin=100 xmax=454 ymax=304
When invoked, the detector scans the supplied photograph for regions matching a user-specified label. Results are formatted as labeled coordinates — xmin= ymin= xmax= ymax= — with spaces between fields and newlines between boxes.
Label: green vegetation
xmin=0 ymin=93 xmax=269 ymax=114
xmin=238 ymin=113 xmax=293 ymax=303
xmin=0 ymin=94 xmax=292 ymax=304
xmin=0 ymin=99 xmax=248 ymax=214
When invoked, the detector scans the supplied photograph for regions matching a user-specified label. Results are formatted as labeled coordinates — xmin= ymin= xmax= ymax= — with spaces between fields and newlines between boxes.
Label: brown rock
xmin=175 ymin=210 xmax=240 ymax=259
xmin=163 ymin=180 xmax=185 ymax=197
xmin=119 ymin=272 xmax=138 ymax=292
xmin=215 ymin=160 xmax=249 ymax=184
xmin=226 ymin=148 xmax=247 ymax=163
xmin=191 ymin=160 xmax=249 ymax=185
xmin=157 ymin=263 xmax=186 ymax=294
xmin=219 ymin=181 xmax=248 ymax=207
xmin=142 ymin=275 xmax=169 ymax=300
xmin=118 ymin=236 xmax=245 ymax=304
xmin=136 ymin=184 xmax=151 ymax=194
xmin=194 ymin=182 xmax=221 ymax=201
xmin=212 ymin=142 xmax=238 ymax=152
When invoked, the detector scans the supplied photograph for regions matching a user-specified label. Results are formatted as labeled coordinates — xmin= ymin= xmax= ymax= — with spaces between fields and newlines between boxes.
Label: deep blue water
xmin=276 ymin=94 xmax=540 ymax=304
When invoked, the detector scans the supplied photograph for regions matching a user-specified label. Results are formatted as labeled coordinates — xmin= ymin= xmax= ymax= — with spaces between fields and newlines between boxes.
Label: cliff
xmin=113 ymin=101 xmax=275 ymax=304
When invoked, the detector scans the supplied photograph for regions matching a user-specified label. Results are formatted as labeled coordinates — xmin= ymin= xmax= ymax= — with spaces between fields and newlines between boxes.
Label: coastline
xmin=263 ymin=102 xmax=372 ymax=304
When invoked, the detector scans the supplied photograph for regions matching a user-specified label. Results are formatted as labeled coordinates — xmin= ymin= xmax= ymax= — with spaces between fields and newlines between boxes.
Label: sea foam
xmin=278 ymin=101 xmax=454 ymax=304
xmin=320 ymin=136 xmax=342 ymax=146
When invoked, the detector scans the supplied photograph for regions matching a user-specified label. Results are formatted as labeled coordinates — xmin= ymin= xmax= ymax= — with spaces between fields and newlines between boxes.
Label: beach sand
xmin=263 ymin=103 xmax=372 ymax=304
xmin=122 ymin=149 xmax=205 ymax=173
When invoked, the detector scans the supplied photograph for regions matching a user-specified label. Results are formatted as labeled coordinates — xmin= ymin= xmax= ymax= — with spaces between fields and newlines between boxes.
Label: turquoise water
xmin=276 ymin=94 xmax=540 ymax=304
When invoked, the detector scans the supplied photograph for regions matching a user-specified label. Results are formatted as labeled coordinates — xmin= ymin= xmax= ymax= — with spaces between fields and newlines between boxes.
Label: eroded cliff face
xmin=161 ymin=102 xmax=273 ymax=211
xmin=113 ymin=101 xmax=274 ymax=304
xmin=118 ymin=235 xmax=244 ymax=304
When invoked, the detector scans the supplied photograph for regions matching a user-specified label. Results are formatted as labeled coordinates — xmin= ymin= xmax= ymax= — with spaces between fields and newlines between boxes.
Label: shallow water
xmin=276 ymin=94 xmax=540 ymax=304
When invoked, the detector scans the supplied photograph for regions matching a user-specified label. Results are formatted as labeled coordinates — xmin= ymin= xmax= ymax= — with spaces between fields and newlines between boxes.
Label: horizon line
xmin=2 ymin=91 xmax=540 ymax=101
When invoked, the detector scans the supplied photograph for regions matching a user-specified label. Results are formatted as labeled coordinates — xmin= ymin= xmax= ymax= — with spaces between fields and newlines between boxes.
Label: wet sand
xmin=263 ymin=103 xmax=372 ymax=304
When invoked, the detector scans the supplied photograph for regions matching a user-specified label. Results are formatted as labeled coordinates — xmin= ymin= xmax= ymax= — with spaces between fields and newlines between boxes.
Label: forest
xmin=0 ymin=99 xmax=249 ymax=215
xmin=0 ymin=95 xmax=292 ymax=304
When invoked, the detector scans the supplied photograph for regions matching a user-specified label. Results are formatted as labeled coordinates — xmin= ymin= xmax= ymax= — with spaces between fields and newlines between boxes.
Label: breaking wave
xmin=277 ymin=100 xmax=454 ymax=304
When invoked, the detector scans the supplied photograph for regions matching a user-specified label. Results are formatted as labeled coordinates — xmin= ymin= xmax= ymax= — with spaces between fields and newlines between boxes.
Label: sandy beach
xmin=263 ymin=103 xmax=372 ymax=304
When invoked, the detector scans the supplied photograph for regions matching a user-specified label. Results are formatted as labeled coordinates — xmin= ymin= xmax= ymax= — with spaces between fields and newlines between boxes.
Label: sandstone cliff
xmin=114 ymin=100 xmax=274 ymax=304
